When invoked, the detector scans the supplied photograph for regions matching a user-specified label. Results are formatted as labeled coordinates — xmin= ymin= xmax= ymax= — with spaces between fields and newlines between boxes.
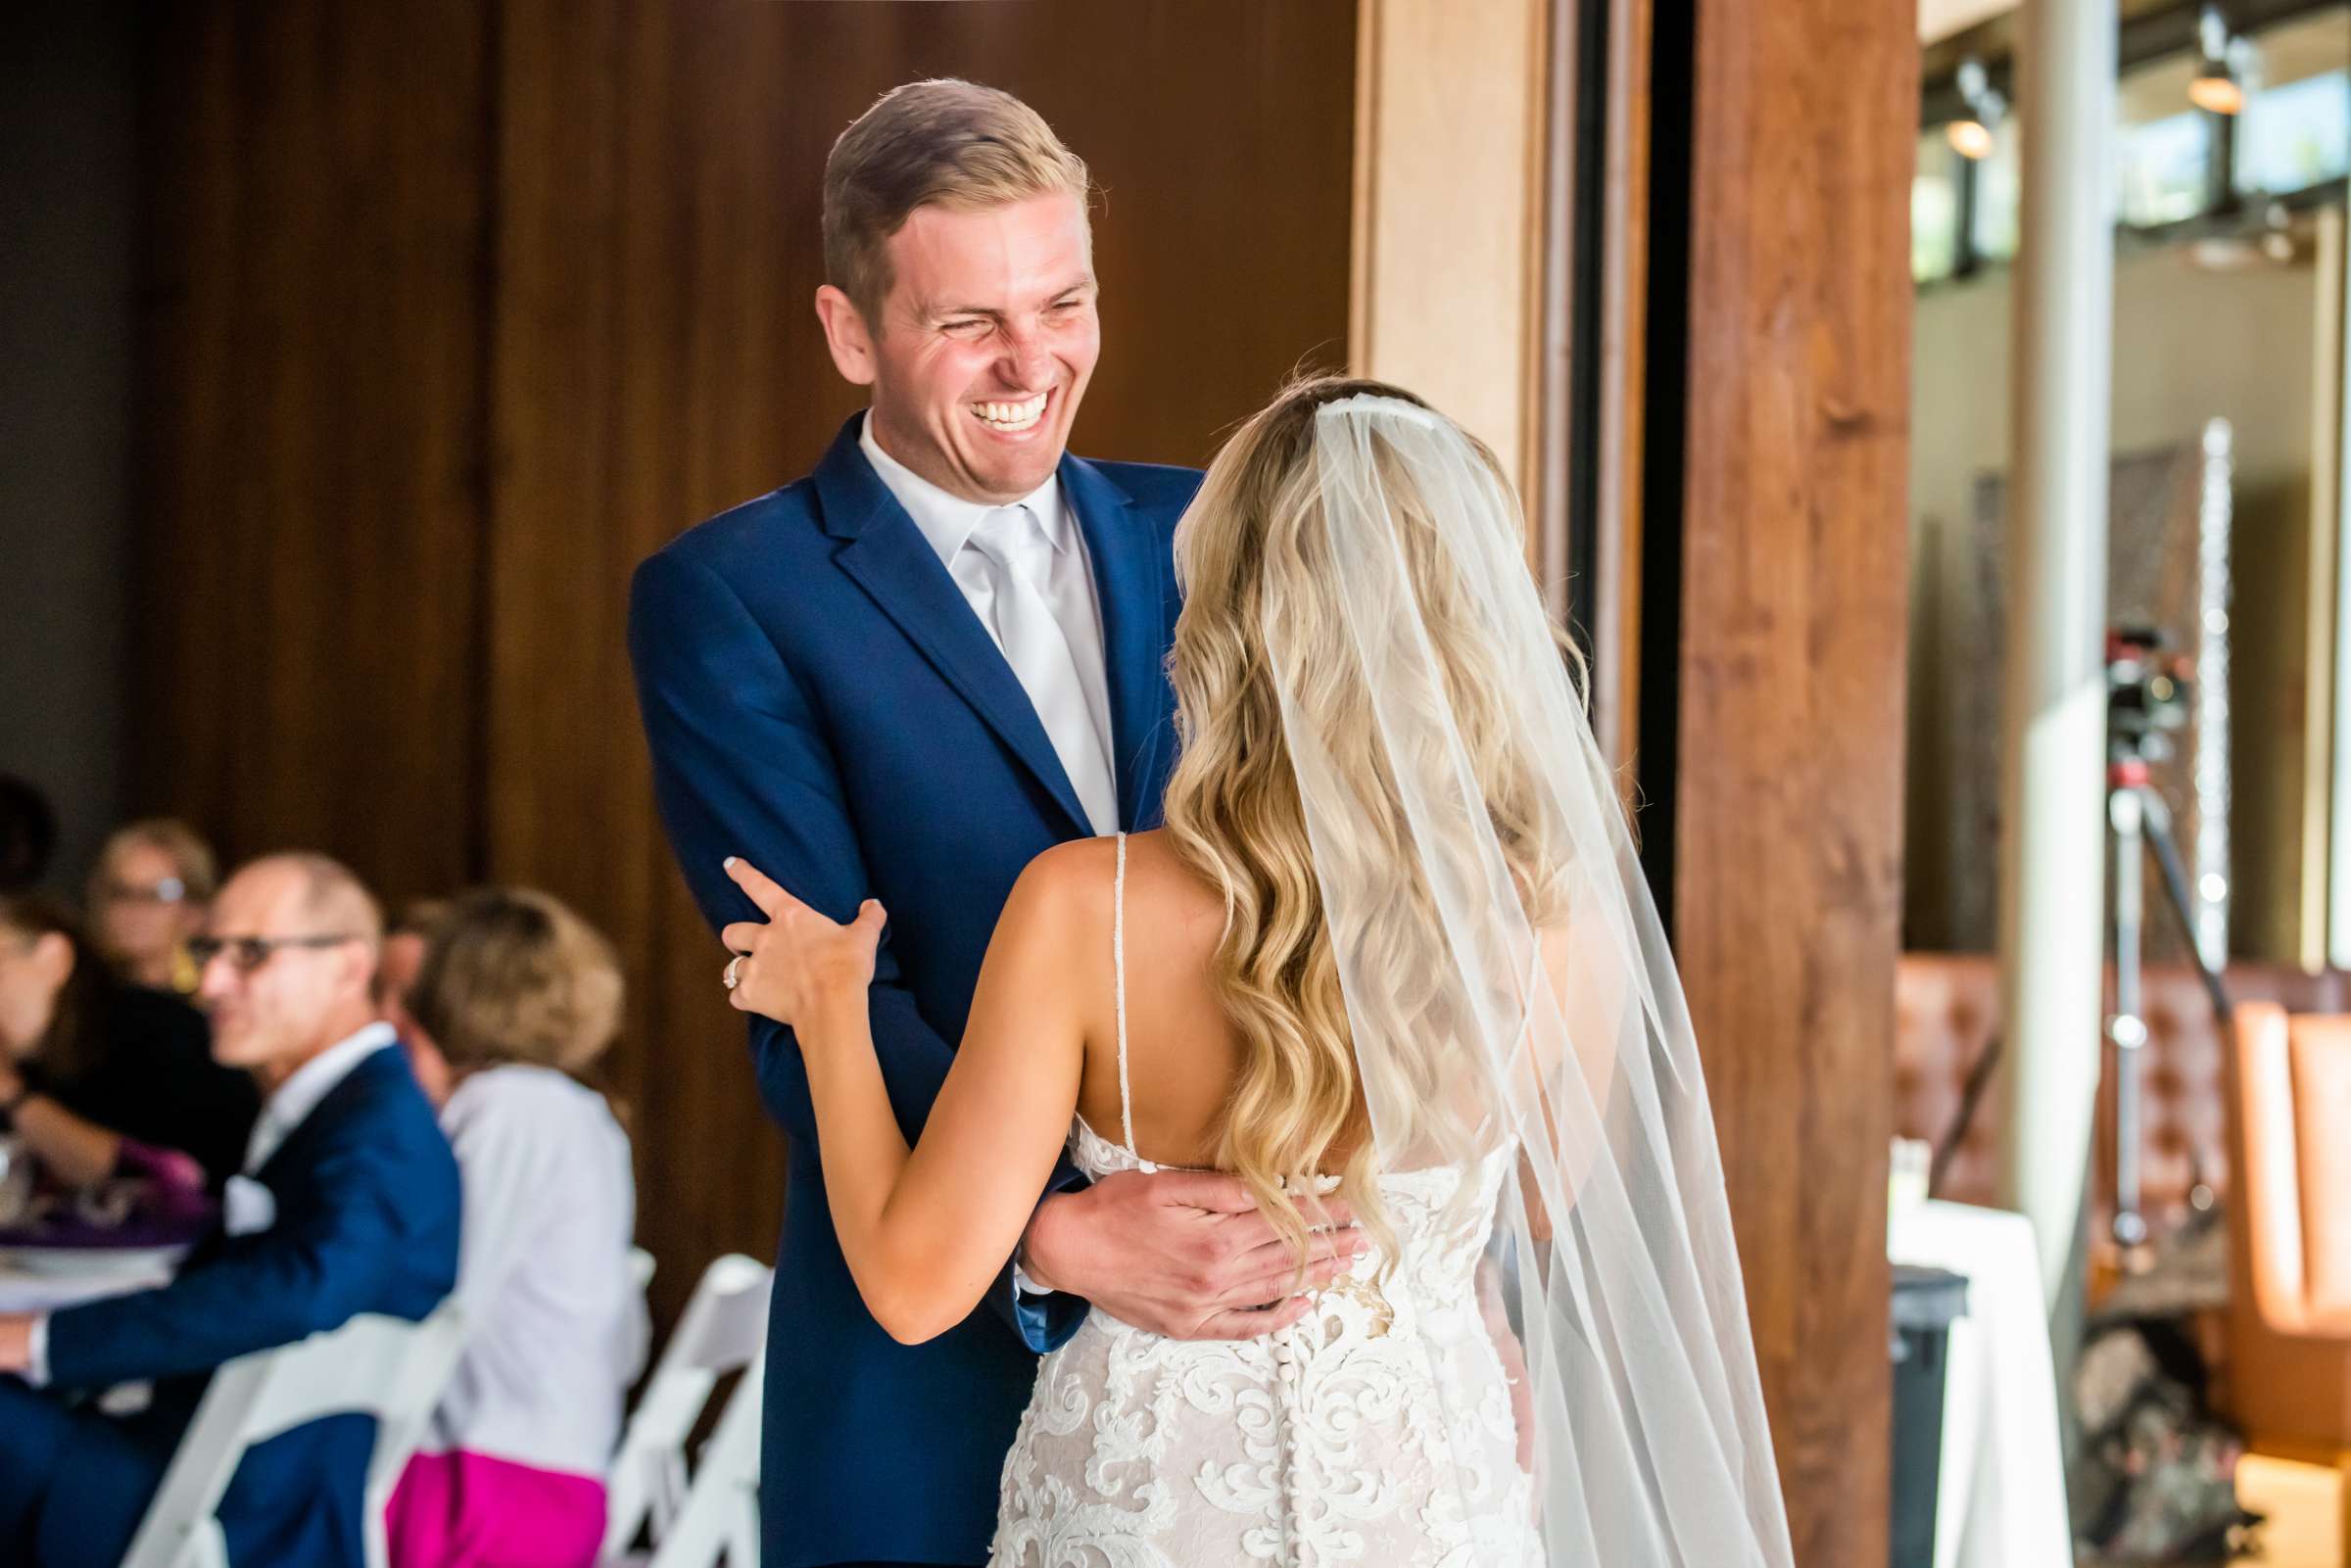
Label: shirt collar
xmin=858 ymin=410 xmax=1069 ymax=569
xmin=243 ymin=1020 xmax=398 ymax=1174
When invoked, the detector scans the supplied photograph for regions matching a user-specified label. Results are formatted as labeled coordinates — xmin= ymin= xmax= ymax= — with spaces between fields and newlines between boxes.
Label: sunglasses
xmin=186 ymin=934 xmax=360 ymax=974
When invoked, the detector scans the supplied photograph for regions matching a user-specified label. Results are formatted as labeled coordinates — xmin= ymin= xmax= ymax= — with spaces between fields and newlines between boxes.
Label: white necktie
xmin=955 ymin=505 xmax=1120 ymax=833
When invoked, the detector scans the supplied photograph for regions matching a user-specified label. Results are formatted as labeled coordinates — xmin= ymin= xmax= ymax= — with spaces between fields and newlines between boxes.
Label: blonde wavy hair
xmin=1163 ymin=376 xmax=1587 ymax=1275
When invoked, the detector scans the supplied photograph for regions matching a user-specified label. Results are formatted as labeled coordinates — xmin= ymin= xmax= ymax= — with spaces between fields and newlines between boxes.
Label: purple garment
xmin=0 ymin=1141 xmax=216 ymax=1250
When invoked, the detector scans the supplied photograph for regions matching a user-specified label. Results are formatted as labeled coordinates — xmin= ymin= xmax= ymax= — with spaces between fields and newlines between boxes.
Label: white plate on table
xmin=0 ymin=1243 xmax=190 ymax=1278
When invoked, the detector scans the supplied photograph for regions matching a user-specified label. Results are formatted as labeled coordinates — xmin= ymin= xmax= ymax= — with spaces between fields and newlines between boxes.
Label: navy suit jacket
xmin=629 ymin=414 xmax=1201 ymax=1567
xmin=35 ymin=1044 xmax=460 ymax=1568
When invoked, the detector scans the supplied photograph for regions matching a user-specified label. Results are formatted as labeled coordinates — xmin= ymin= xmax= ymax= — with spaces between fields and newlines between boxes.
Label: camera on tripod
xmin=2106 ymin=626 xmax=2194 ymax=764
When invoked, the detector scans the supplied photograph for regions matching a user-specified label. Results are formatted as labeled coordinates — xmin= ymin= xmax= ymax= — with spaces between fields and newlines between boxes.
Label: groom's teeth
xmin=973 ymin=394 xmax=1047 ymax=430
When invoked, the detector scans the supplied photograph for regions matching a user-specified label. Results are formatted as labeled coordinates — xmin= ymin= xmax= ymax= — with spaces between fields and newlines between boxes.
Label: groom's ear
xmin=814 ymin=284 xmax=879 ymax=388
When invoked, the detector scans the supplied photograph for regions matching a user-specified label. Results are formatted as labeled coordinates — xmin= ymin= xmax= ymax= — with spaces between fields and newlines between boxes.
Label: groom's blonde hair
xmin=822 ymin=79 xmax=1093 ymax=326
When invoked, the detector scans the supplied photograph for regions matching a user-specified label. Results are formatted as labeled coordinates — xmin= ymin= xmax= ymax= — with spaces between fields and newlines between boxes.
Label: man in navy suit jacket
xmin=0 ymin=853 xmax=461 ymax=1568
xmin=629 ymin=81 xmax=1363 ymax=1568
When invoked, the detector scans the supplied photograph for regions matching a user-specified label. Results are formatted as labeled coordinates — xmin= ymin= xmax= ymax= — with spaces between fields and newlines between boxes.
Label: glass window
xmin=2241 ymin=71 xmax=2351 ymax=193
xmin=2117 ymin=53 xmax=2216 ymax=226
xmin=1915 ymin=128 xmax=1962 ymax=282
xmin=2238 ymin=9 xmax=2351 ymax=197
xmin=1972 ymin=114 xmax=2021 ymax=262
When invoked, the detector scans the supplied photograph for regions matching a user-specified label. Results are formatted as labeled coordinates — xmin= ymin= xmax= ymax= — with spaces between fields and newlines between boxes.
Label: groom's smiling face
xmin=820 ymin=191 xmax=1100 ymax=506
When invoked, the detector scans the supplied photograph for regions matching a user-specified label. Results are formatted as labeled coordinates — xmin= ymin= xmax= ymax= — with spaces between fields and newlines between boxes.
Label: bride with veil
xmin=718 ymin=376 xmax=1797 ymax=1566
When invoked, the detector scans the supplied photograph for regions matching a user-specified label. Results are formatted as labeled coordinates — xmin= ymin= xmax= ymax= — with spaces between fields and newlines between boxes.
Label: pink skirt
xmin=387 ymin=1449 xmax=607 ymax=1568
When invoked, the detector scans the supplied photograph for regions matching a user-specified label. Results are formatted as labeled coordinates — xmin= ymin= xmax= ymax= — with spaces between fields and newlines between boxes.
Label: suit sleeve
xmin=42 ymin=1139 xmax=415 ymax=1390
xmin=627 ymin=545 xmax=1085 ymax=1354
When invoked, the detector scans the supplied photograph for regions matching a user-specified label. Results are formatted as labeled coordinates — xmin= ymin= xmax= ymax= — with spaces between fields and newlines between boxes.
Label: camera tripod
xmin=2105 ymin=750 xmax=2230 ymax=1252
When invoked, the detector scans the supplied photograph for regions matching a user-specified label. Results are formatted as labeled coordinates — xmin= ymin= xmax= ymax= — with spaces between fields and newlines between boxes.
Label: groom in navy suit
xmin=630 ymin=81 xmax=1365 ymax=1568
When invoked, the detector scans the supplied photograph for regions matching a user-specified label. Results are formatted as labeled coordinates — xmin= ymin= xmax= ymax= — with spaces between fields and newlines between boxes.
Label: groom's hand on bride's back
xmin=1019 ymin=1168 xmax=1369 ymax=1340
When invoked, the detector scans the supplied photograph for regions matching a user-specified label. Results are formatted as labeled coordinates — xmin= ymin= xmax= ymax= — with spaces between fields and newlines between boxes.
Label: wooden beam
xmin=1668 ymin=0 xmax=1916 ymax=1561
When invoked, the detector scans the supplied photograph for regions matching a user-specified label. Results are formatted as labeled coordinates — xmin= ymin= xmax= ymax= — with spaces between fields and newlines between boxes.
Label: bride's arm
xmin=1518 ymin=914 xmax=1634 ymax=1243
xmin=722 ymin=852 xmax=1088 ymax=1345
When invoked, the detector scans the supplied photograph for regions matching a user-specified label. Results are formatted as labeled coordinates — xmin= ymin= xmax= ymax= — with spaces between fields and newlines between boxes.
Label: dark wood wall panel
xmin=1669 ymin=0 xmax=1914 ymax=1563
xmin=133 ymin=0 xmax=1357 ymax=1326
xmin=486 ymin=0 xmax=1357 ymax=1321
xmin=131 ymin=1 xmax=491 ymax=901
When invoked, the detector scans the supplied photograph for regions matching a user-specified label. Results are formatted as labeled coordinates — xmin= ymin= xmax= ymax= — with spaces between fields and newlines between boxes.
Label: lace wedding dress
xmin=989 ymin=835 xmax=1542 ymax=1568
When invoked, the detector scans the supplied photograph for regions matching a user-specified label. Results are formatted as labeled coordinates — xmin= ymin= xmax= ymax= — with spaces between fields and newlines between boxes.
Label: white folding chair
xmin=645 ymin=1350 xmax=763 ymax=1568
xmin=120 ymin=1301 xmax=469 ymax=1568
xmin=601 ymin=1254 xmax=772 ymax=1565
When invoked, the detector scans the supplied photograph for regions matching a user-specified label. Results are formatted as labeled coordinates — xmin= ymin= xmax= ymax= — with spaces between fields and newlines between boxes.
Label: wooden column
xmin=1667 ymin=0 xmax=1915 ymax=1563
xmin=1589 ymin=0 xmax=1654 ymax=768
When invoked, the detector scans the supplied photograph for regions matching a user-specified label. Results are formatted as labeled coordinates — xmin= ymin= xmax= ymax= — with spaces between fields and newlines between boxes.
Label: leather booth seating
xmin=2223 ymin=1001 xmax=2351 ymax=1561
xmin=1894 ymin=953 xmax=2347 ymax=1248
xmin=2227 ymin=1002 xmax=2351 ymax=1449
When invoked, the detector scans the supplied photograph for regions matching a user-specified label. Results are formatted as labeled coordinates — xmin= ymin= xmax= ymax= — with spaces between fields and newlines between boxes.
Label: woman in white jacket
xmin=385 ymin=886 xmax=648 ymax=1568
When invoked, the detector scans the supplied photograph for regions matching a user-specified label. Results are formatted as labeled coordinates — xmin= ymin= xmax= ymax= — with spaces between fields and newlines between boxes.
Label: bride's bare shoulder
xmin=1114 ymin=831 xmax=1225 ymax=933
xmin=1014 ymin=831 xmax=1221 ymax=938
xmin=1008 ymin=835 xmax=1118 ymax=923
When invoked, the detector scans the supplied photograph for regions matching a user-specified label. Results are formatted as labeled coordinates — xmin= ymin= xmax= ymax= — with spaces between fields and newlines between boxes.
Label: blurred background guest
xmin=0 ymin=893 xmax=257 ymax=1193
xmin=375 ymin=898 xmax=452 ymax=1101
xmin=84 ymin=820 xmax=216 ymax=996
xmin=386 ymin=886 xmax=645 ymax=1568
xmin=0 ymin=851 xmax=461 ymax=1568
xmin=0 ymin=779 xmax=57 ymax=896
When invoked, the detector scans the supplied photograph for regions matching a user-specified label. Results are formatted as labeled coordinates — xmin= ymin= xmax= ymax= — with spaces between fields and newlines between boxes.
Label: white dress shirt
xmin=23 ymin=1021 xmax=397 ymax=1386
xmin=859 ymin=412 xmax=1120 ymax=833
xmin=418 ymin=1065 xmax=648 ymax=1478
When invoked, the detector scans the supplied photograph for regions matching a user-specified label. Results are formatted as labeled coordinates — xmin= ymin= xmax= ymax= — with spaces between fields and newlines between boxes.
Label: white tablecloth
xmin=0 ymin=1261 xmax=169 ymax=1314
xmin=1891 ymin=1199 xmax=2074 ymax=1568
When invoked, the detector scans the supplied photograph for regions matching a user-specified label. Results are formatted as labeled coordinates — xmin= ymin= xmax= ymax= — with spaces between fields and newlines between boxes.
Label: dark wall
xmin=2 ymin=6 xmax=139 ymax=891
xmin=126 ymin=0 xmax=1358 ymax=1320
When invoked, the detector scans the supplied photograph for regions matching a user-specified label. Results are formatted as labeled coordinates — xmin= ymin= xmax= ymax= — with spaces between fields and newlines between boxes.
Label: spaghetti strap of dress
xmin=1111 ymin=832 xmax=1154 ymax=1171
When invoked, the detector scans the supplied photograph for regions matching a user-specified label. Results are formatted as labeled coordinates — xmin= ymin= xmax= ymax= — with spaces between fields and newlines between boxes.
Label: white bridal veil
xmin=1261 ymin=394 xmax=1798 ymax=1567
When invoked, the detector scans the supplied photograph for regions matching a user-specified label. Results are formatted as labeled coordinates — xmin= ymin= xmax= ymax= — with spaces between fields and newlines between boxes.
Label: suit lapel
xmin=1062 ymin=454 xmax=1176 ymax=831
xmin=815 ymin=419 xmax=1094 ymax=835
xmin=255 ymin=1044 xmax=392 ymax=1186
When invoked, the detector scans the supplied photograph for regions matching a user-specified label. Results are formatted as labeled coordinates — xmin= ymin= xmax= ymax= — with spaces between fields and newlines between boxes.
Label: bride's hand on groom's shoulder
xmin=719 ymin=857 xmax=884 ymax=1033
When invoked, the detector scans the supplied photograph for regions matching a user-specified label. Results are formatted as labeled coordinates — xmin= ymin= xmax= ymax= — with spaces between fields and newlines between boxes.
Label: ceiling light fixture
xmin=2190 ymin=5 xmax=2246 ymax=116
xmin=1948 ymin=58 xmax=2005 ymax=161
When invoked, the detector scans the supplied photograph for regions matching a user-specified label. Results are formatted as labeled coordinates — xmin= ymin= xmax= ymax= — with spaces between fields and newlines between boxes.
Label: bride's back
xmin=1065 ymin=830 xmax=1307 ymax=1172
xmin=993 ymin=827 xmax=1538 ymax=1568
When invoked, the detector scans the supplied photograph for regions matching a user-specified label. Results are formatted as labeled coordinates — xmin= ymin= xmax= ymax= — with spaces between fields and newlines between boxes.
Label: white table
xmin=1890 ymin=1199 xmax=2075 ymax=1568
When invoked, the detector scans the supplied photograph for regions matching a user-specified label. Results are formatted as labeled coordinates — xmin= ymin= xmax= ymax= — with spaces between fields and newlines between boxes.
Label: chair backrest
xmin=602 ymin=1255 xmax=772 ymax=1563
xmin=2231 ymin=1001 xmax=2351 ymax=1331
xmin=121 ymin=1301 xmax=469 ymax=1568
xmin=645 ymin=1350 xmax=765 ymax=1568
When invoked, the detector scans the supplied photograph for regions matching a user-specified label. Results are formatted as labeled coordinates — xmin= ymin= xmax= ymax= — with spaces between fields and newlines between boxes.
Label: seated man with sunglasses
xmin=0 ymin=851 xmax=460 ymax=1568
